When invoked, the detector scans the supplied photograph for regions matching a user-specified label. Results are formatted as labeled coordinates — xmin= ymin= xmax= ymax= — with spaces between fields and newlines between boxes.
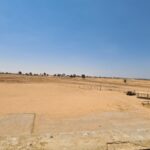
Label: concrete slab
xmin=33 ymin=111 xmax=150 ymax=149
xmin=0 ymin=113 xmax=35 ymax=136
xmin=0 ymin=112 xmax=150 ymax=149
xmin=107 ymin=142 xmax=145 ymax=150
xmin=0 ymin=134 xmax=148 ymax=150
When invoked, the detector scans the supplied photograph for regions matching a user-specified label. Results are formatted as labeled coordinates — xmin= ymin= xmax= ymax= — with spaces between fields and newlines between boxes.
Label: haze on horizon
xmin=0 ymin=0 xmax=150 ymax=79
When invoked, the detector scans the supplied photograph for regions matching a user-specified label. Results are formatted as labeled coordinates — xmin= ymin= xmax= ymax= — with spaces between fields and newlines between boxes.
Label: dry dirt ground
xmin=0 ymin=74 xmax=150 ymax=149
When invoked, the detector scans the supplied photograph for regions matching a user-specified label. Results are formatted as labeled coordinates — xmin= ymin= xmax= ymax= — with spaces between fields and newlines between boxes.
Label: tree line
xmin=53 ymin=73 xmax=86 ymax=79
xmin=0 ymin=71 xmax=86 ymax=78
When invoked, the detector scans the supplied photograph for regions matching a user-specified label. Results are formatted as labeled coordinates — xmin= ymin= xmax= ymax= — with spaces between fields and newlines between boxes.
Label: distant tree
xmin=81 ymin=74 xmax=86 ymax=79
xmin=29 ymin=72 xmax=32 ymax=76
xmin=73 ymin=74 xmax=76 ymax=78
xmin=18 ymin=71 xmax=22 ymax=75
xmin=62 ymin=73 xmax=66 ymax=77
xmin=43 ymin=72 xmax=47 ymax=76
xmin=70 ymin=74 xmax=74 ymax=78
xmin=57 ymin=74 xmax=61 ymax=77
xmin=69 ymin=74 xmax=76 ymax=78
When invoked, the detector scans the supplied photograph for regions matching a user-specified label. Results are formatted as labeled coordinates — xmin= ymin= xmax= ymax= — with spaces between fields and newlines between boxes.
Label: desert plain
xmin=0 ymin=74 xmax=150 ymax=149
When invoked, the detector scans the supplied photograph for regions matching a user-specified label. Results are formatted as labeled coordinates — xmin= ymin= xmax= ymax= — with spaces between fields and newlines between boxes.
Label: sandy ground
xmin=0 ymin=75 xmax=150 ymax=149
xmin=0 ymin=82 xmax=148 ymax=118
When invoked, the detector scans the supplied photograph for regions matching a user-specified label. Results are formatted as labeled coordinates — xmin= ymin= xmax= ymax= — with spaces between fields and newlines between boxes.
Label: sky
xmin=0 ymin=0 xmax=150 ymax=78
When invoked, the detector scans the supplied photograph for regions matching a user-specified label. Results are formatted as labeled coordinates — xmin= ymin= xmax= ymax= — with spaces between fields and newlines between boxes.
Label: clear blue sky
xmin=0 ymin=0 xmax=150 ymax=78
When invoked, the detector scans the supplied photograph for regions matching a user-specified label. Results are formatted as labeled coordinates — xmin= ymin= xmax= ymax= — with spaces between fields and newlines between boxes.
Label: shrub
xmin=124 ymin=79 xmax=127 ymax=83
